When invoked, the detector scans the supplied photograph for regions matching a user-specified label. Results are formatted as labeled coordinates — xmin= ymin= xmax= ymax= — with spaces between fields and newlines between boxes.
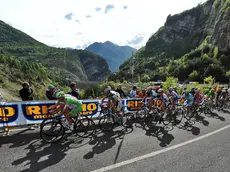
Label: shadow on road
xmin=0 ymin=129 xmax=39 ymax=148
xmin=145 ymin=125 xmax=175 ymax=147
xmin=0 ymin=129 xmax=94 ymax=172
xmin=11 ymin=139 xmax=73 ymax=172
xmin=83 ymin=129 xmax=125 ymax=159
xmin=221 ymin=109 xmax=230 ymax=115
xmin=195 ymin=115 xmax=210 ymax=126
xmin=205 ymin=112 xmax=225 ymax=121
xmin=177 ymin=121 xmax=200 ymax=136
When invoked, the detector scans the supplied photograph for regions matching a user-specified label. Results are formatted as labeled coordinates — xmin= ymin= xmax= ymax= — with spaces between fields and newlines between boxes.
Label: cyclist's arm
xmin=141 ymin=94 xmax=147 ymax=102
xmin=101 ymin=96 xmax=107 ymax=104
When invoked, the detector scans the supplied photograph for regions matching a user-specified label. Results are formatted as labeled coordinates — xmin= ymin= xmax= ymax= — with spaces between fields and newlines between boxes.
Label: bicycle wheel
xmin=144 ymin=110 xmax=158 ymax=128
xmin=174 ymin=107 xmax=184 ymax=124
xmin=99 ymin=114 xmax=115 ymax=132
xmin=40 ymin=118 xmax=65 ymax=143
xmin=74 ymin=115 xmax=95 ymax=138
xmin=163 ymin=104 xmax=173 ymax=125
xmin=136 ymin=108 xmax=148 ymax=122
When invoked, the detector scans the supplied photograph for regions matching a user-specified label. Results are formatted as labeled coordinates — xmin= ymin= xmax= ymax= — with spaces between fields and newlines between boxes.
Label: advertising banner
xmin=0 ymin=98 xmax=152 ymax=127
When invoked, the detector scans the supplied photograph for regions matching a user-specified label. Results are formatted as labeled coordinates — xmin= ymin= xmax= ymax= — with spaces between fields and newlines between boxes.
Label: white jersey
xmin=108 ymin=91 xmax=120 ymax=101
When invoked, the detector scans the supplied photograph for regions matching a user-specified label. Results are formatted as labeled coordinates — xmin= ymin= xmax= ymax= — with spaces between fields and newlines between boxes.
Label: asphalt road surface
xmin=1 ymin=109 xmax=230 ymax=172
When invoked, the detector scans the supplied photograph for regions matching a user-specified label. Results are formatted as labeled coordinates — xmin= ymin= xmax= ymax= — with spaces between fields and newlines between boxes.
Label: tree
xmin=141 ymin=74 xmax=150 ymax=82
xmin=188 ymin=70 xmax=199 ymax=81
xmin=204 ymin=75 xmax=213 ymax=85
xmin=226 ymin=70 xmax=230 ymax=83
xmin=163 ymin=77 xmax=178 ymax=90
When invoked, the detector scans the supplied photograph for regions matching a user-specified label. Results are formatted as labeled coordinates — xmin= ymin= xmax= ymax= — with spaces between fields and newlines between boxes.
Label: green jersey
xmin=207 ymin=91 xmax=216 ymax=99
xmin=65 ymin=96 xmax=82 ymax=106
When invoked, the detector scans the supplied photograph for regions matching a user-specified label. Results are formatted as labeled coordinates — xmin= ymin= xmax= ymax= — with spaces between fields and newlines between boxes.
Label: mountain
xmin=110 ymin=0 xmax=230 ymax=83
xmin=85 ymin=41 xmax=137 ymax=72
xmin=0 ymin=20 xmax=110 ymax=100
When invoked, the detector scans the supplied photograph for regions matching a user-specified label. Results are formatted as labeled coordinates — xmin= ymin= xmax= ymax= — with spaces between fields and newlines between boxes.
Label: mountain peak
xmin=85 ymin=41 xmax=137 ymax=72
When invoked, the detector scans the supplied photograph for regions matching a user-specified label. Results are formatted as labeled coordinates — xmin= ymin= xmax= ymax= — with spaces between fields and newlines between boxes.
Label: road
xmin=1 ymin=109 xmax=230 ymax=172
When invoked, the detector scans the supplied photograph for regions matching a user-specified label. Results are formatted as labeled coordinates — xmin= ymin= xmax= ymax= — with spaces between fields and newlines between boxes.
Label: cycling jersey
xmin=107 ymin=91 xmax=121 ymax=101
xmin=146 ymin=87 xmax=157 ymax=98
xmin=167 ymin=91 xmax=178 ymax=102
xmin=157 ymin=93 xmax=169 ymax=103
xmin=65 ymin=96 xmax=83 ymax=116
xmin=194 ymin=93 xmax=204 ymax=104
xmin=182 ymin=93 xmax=194 ymax=107
xmin=207 ymin=91 xmax=216 ymax=99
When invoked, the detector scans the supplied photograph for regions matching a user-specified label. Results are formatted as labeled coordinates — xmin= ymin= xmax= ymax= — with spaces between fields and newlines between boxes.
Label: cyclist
xmin=101 ymin=86 xmax=122 ymax=114
xmin=141 ymin=86 xmax=157 ymax=112
xmin=207 ymin=88 xmax=216 ymax=104
xmin=194 ymin=89 xmax=204 ymax=112
xmin=182 ymin=90 xmax=194 ymax=115
xmin=219 ymin=88 xmax=228 ymax=106
xmin=52 ymin=91 xmax=83 ymax=133
xmin=167 ymin=87 xmax=178 ymax=111
xmin=155 ymin=88 xmax=169 ymax=122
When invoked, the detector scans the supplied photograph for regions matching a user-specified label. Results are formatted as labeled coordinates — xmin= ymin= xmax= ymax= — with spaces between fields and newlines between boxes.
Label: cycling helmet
xmin=158 ymin=88 xmax=164 ymax=93
xmin=168 ymin=87 xmax=173 ymax=91
xmin=56 ymin=91 xmax=65 ymax=98
xmin=184 ymin=90 xmax=190 ymax=94
xmin=48 ymin=84 xmax=55 ymax=89
xmin=103 ymin=86 xmax=111 ymax=95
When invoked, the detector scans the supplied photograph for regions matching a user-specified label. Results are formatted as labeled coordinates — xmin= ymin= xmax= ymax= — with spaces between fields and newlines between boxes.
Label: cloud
xmin=74 ymin=32 xmax=84 ymax=36
xmin=95 ymin=7 xmax=102 ymax=12
xmin=127 ymin=34 xmax=145 ymax=45
xmin=104 ymin=4 xmax=115 ymax=13
xmin=75 ymin=20 xmax=81 ymax=24
xmin=64 ymin=13 xmax=74 ymax=20
xmin=0 ymin=0 xmax=207 ymax=49
xmin=86 ymin=15 xmax=91 ymax=18
xmin=123 ymin=5 xmax=128 ymax=10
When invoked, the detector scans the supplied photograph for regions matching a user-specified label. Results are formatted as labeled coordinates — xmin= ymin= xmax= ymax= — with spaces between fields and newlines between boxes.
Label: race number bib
xmin=154 ymin=99 xmax=162 ymax=107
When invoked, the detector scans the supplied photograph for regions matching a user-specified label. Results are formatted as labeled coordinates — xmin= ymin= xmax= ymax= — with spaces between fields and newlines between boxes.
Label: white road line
xmin=91 ymin=124 xmax=230 ymax=172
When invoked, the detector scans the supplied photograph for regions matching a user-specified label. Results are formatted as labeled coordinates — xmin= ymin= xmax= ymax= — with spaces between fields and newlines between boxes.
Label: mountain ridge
xmin=0 ymin=20 xmax=111 ymax=82
xmin=0 ymin=20 xmax=111 ymax=100
xmin=85 ymin=41 xmax=137 ymax=72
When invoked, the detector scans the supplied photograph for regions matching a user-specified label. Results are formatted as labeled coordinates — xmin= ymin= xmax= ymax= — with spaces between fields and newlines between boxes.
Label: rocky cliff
xmin=111 ymin=0 xmax=230 ymax=83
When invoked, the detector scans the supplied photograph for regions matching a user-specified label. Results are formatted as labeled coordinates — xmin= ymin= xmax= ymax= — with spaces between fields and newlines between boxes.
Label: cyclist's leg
xmin=62 ymin=106 xmax=73 ymax=125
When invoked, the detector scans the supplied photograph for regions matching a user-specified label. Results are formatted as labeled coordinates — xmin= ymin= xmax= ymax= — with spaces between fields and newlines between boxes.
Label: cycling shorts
xmin=67 ymin=103 xmax=83 ymax=116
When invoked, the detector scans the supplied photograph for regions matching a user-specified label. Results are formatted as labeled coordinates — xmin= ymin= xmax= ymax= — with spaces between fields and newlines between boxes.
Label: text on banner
xmin=0 ymin=104 xmax=18 ymax=123
xmin=22 ymin=103 xmax=55 ymax=121
xmin=80 ymin=101 xmax=99 ymax=115
xmin=127 ymin=99 xmax=143 ymax=111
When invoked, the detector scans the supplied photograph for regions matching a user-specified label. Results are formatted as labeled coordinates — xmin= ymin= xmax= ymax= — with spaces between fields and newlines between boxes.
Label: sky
xmin=0 ymin=0 xmax=207 ymax=49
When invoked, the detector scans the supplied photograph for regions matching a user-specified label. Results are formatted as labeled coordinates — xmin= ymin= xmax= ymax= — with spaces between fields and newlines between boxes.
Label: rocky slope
xmin=111 ymin=0 xmax=230 ymax=83
xmin=0 ymin=20 xmax=111 ymax=100
xmin=85 ymin=41 xmax=136 ymax=72
xmin=0 ymin=20 xmax=111 ymax=82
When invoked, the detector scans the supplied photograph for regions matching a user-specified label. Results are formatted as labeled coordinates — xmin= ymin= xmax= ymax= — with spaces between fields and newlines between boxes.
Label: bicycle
xmin=40 ymin=112 xmax=95 ymax=143
xmin=98 ymin=103 xmax=132 ymax=132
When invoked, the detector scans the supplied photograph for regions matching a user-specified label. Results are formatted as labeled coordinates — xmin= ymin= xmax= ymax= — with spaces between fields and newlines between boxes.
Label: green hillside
xmin=0 ymin=20 xmax=111 ymax=100
xmin=111 ymin=0 xmax=230 ymax=83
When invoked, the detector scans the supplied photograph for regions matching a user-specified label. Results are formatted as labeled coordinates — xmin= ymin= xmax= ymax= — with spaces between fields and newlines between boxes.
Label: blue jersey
xmin=182 ymin=93 xmax=194 ymax=103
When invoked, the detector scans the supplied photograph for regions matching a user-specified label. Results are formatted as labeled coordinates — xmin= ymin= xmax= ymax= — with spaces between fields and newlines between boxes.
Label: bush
xmin=162 ymin=77 xmax=179 ymax=90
